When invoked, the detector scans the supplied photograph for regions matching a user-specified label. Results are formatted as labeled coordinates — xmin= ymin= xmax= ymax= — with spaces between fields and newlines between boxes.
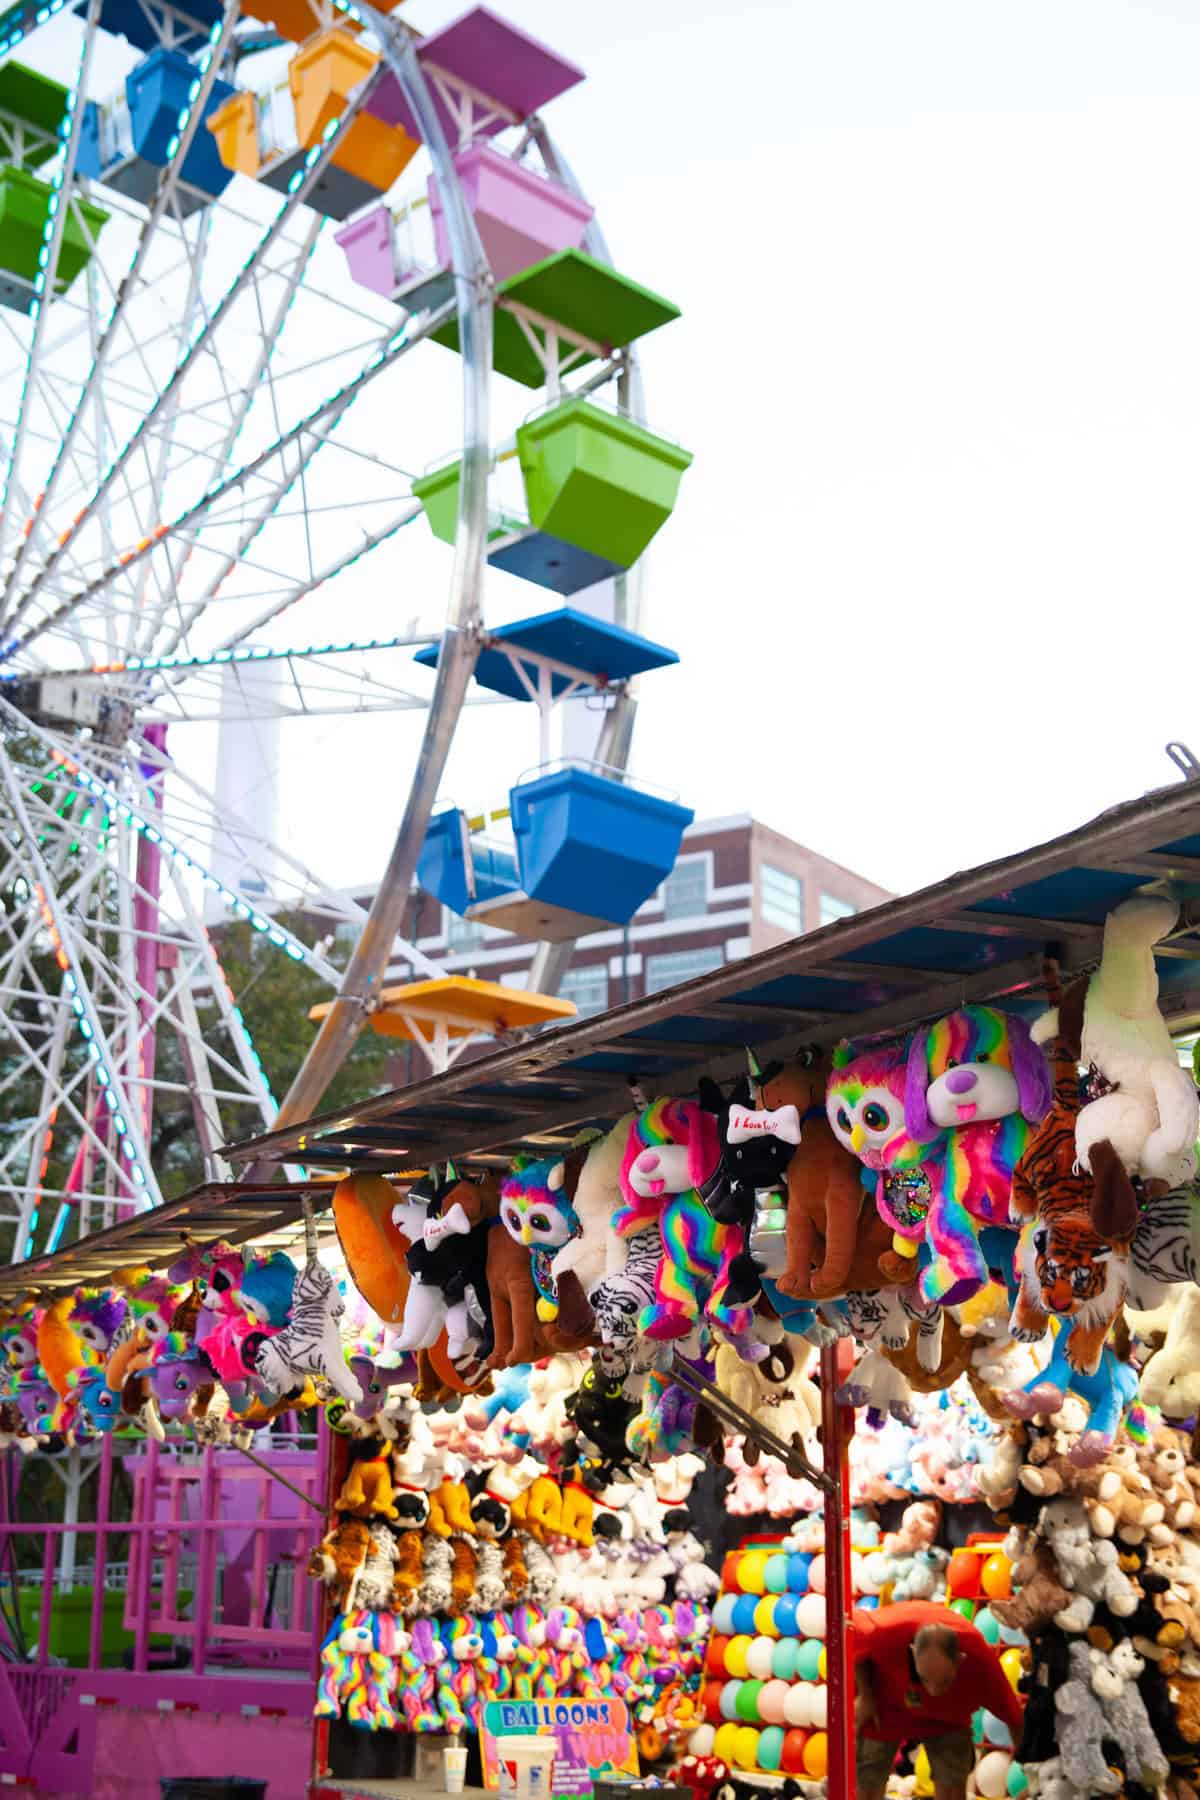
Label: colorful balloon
xmin=688 ymin=1725 xmax=715 ymax=1759
xmin=1007 ymin=1762 xmax=1029 ymax=1797
xmin=747 ymin=1637 xmax=776 ymax=1681
xmin=765 ymin=1554 xmax=790 ymax=1594
xmin=773 ymin=1596 xmax=800 ymax=1638
xmin=753 ymin=1597 xmax=780 ymax=1638
xmin=950 ymin=1598 xmax=976 ymax=1621
xmin=976 ymin=1753 xmax=1013 ymax=1799
xmin=725 ymin=1636 xmax=752 ymax=1679
xmin=808 ymin=1685 xmax=828 ymax=1729
xmin=803 ymin=1732 xmax=828 ymax=1780
xmin=733 ymin=1726 xmax=760 ymax=1770
xmin=982 ymin=1553 xmax=1013 ymax=1601
xmin=735 ymin=1681 xmax=765 ymax=1724
xmin=702 ymin=1681 xmax=725 ymax=1724
xmin=782 ymin=1683 xmax=812 ymax=1728
xmin=714 ymin=1723 xmax=740 ymax=1767
xmin=720 ymin=1682 xmax=744 ymax=1722
xmin=947 ymin=1549 xmax=982 ymax=1599
xmin=818 ymin=1646 xmax=828 ymax=1681
xmin=796 ymin=1594 xmax=826 ymax=1639
xmin=757 ymin=1679 xmax=790 ymax=1725
xmin=808 ymin=1554 xmax=826 ymax=1594
xmin=705 ymin=1636 xmax=729 ymax=1676
xmin=980 ymin=1711 xmax=1013 ymax=1749
xmin=787 ymin=1553 xmax=812 ymax=1594
xmin=999 ymin=1648 xmax=1023 ymax=1691
xmin=975 ymin=1606 xmax=1000 ymax=1646
xmin=739 ymin=1551 xmax=769 ymax=1595
xmin=732 ymin=1595 xmax=761 ymax=1636
xmin=796 ymin=1639 xmax=822 ymax=1682
xmin=712 ymin=1595 xmax=738 ymax=1636
xmin=758 ymin=1726 xmax=784 ymax=1772
xmin=780 ymin=1728 xmax=810 ymax=1774
xmin=771 ymin=1638 xmax=801 ymax=1681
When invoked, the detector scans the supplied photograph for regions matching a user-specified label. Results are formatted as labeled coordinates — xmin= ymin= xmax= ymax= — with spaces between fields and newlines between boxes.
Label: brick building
xmin=324 ymin=815 xmax=891 ymax=1023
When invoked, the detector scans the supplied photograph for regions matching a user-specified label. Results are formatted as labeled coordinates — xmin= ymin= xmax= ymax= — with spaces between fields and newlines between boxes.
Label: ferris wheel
xmin=0 ymin=0 xmax=693 ymax=1263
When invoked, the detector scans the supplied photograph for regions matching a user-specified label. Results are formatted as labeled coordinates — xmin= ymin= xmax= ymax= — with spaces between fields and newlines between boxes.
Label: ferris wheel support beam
xmin=0 ymin=0 xmax=101 ymax=578
xmin=8 ymin=295 xmax=449 ymax=658
xmin=4 ymin=51 xmax=385 ymax=634
xmin=13 ymin=986 xmax=69 ymax=1257
xmin=257 ymin=8 xmax=493 ymax=1137
xmin=0 ymin=744 xmax=162 ymax=1208
xmin=0 ymin=0 xmax=245 ymax=604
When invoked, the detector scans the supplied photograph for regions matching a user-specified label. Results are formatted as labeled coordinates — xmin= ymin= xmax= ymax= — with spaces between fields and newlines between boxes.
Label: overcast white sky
xmin=32 ymin=0 xmax=1200 ymax=903
xmin=286 ymin=0 xmax=1200 ymax=901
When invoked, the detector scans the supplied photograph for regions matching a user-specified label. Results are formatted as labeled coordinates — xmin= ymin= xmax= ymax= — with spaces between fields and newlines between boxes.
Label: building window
xmin=820 ymin=892 xmax=857 ymax=927
xmin=333 ymin=920 xmax=360 ymax=949
xmin=760 ymin=863 xmax=805 ymax=933
xmin=446 ymin=909 xmax=486 ymax=952
xmin=644 ymin=945 xmax=724 ymax=995
xmin=558 ymin=965 xmax=609 ymax=1018
xmin=662 ymin=856 xmax=709 ymax=921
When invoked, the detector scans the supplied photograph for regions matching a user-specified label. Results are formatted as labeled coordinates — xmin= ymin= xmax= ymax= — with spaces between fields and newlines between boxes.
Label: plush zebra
xmin=1129 ymin=1182 xmax=1200 ymax=1309
xmin=254 ymin=1255 xmax=362 ymax=1408
xmin=589 ymin=1226 xmax=660 ymax=1349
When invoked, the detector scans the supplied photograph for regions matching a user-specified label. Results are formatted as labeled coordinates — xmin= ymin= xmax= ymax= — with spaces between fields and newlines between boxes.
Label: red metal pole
xmin=820 ymin=1337 xmax=857 ymax=1800
xmin=88 ymin=1431 xmax=114 ymax=1671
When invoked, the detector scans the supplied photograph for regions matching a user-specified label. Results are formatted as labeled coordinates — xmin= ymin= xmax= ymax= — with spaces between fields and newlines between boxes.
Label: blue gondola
xmin=82 ymin=0 xmax=225 ymax=53
xmin=78 ymin=48 xmax=235 ymax=213
xmin=417 ymin=809 xmax=520 ymax=918
xmin=510 ymin=766 xmax=693 ymax=924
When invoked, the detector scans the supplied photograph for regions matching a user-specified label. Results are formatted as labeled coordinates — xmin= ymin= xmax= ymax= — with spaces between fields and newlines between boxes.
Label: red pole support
xmin=820 ymin=1337 xmax=857 ymax=1800
xmin=88 ymin=1432 xmax=114 ymax=1671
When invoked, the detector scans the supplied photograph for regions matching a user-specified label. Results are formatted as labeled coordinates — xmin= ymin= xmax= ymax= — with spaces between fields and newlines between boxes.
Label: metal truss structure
xmin=0 ymin=0 xmax=650 ymax=1255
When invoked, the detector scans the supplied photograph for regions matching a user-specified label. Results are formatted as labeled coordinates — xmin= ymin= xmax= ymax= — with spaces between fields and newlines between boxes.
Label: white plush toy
xmin=1138 ymin=1285 xmax=1200 ymax=1418
xmin=1042 ymin=1497 xmax=1137 ymax=1631
xmin=1033 ymin=896 xmax=1198 ymax=1239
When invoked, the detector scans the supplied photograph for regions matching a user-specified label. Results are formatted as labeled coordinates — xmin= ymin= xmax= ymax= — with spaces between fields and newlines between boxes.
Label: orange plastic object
xmin=331 ymin=1170 xmax=409 ymax=1330
xmin=288 ymin=29 xmax=419 ymax=190
xmin=206 ymin=89 xmax=260 ymax=177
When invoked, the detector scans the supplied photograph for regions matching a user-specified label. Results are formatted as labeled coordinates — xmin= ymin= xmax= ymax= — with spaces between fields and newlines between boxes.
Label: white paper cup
xmin=444 ymin=1743 xmax=468 ymax=1795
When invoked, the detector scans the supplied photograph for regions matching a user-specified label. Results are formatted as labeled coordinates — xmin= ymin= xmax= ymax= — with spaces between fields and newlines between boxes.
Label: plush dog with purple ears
xmin=904 ymin=1004 xmax=1052 ymax=1307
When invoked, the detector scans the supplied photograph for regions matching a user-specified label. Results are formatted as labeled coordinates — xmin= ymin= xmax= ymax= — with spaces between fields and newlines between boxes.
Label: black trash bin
xmin=160 ymin=1782 xmax=267 ymax=1800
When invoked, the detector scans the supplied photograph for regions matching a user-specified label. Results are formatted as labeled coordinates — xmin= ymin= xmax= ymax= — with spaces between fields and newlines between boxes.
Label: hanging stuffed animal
xmin=1032 ymin=896 xmax=1199 ymax=1240
xmin=825 ymin=1041 xmax=943 ymax=1287
xmin=498 ymin=1155 xmax=594 ymax=1341
xmin=616 ymin=1098 xmax=752 ymax=1341
xmin=903 ymin=1005 xmax=1052 ymax=1305
xmin=758 ymin=1049 xmax=873 ymax=1301
xmin=253 ymin=1208 xmax=360 ymax=1407
xmin=389 ymin=1164 xmax=497 ymax=1359
xmin=1009 ymin=1019 xmax=1127 ymax=1374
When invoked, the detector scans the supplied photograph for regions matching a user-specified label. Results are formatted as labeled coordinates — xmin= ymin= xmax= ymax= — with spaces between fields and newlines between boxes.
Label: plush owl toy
xmin=499 ymin=1156 xmax=583 ymax=1324
xmin=826 ymin=1041 xmax=940 ymax=1285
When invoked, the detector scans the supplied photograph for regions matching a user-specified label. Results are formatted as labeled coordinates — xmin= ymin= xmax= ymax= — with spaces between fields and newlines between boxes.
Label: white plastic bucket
xmin=497 ymin=1735 xmax=556 ymax=1800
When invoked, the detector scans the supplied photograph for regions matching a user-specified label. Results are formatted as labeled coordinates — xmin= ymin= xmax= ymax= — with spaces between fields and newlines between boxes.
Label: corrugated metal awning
xmin=220 ymin=777 xmax=1200 ymax=1177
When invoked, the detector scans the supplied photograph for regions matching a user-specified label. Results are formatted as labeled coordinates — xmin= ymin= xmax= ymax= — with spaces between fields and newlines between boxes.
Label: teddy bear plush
xmin=992 ymin=1530 xmax=1073 ymax=1636
xmin=1055 ymin=1640 xmax=1167 ymax=1795
xmin=1042 ymin=1497 xmax=1138 ymax=1631
xmin=1137 ymin=1429 xmax=1199 ymax=1534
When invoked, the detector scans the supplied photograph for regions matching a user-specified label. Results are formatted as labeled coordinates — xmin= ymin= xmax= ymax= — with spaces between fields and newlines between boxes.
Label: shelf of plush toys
xmin=10 ymin=893 xmax=1200 ymax=1800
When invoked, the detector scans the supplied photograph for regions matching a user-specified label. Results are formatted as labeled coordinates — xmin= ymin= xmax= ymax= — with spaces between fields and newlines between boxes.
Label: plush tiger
xmin=1009 ymin=1029 xmax=1126 ymax=1373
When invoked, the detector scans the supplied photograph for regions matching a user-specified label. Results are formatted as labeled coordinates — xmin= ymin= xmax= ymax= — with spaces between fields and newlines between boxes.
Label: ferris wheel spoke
xmin=9 ymin=293 xmax=449 ymax=661
xmin=0 ymin=0 xmax=102 ymax=584
xmin=0 ymin=0 xmax=246 ymax=608
xmin=5 ymin=56 xmax=387 ymax=633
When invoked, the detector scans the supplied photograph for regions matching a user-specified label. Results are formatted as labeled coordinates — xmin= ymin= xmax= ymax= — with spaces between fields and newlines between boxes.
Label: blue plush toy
xmin=1004 ymin=1318 xmax=1138 ymax=1465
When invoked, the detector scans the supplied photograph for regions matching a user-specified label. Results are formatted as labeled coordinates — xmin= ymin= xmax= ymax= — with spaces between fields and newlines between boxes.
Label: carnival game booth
xmin=222 ymin=775 xmax=1200 ymax=1800
xmin=11 ymin=779 xmax=1200 ymax=1800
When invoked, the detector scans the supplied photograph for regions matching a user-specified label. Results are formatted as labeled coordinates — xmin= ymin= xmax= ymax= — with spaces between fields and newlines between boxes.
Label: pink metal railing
xmin=0 ymin=1426 xmax=330 ymax=1678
